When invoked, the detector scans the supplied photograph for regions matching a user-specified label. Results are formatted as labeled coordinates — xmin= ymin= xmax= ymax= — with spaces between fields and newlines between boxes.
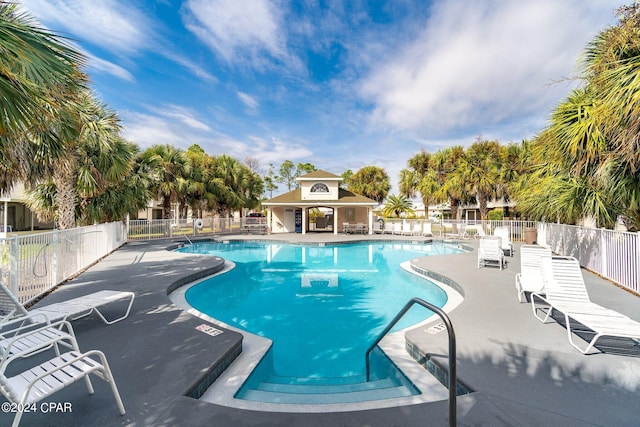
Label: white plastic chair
xmin=477 ymin=236 xmax=505 ymax=270
xmin=0 ymin=345 xmax=125 ymax=426
xmin=494 ymin=226 xmax=514 ymax=256
xmin=515 ymin=245 xmax=552 ymax=302
xmin=422 ymin=222 xmax=433 ymax=237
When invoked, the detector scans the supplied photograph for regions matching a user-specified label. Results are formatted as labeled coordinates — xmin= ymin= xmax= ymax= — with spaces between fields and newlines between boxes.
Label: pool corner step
xmin=239 ymin=374 xmax=418 ymax=404
xmin=241 ymin=383 xmax=415 ymax=404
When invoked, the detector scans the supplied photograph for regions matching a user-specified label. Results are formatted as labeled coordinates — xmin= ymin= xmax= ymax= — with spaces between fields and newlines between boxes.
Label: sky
xmin=20 ymin=0 xmax=627 ymax=196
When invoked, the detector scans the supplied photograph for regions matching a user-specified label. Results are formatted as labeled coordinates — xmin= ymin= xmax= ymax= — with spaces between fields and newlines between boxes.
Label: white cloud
xmin=21 ymin=0 xmax=152 ymax=54
xmin=182 ymin=0 xmax=296 ymax=70
xmin=237 ymin=92 xmax=260 ymax=114
xmin=121 ymin=107 xmax=312 ymax=167
xmin=85 ymin=53 xmax=135 ymax=82
xmin=359 ymin=0 xmax=619 ymax=136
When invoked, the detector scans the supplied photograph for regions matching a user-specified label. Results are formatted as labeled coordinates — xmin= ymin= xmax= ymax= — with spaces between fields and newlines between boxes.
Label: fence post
xmin=636 ymin=232 xmax=640 ymax=294
xmin=9 ymin=236 xmax=18 ymax=297
xmin=600 ymin=229 xmax=607 ymax=279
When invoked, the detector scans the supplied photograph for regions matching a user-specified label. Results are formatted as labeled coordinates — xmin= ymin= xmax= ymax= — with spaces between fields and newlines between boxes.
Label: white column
xmin=302 ymin=207 xmax=307 ymax=235
xmin=368 ymin=207 xmax=373 ymax=235
xmin=333 ymin=206 xmax=338 ymax=235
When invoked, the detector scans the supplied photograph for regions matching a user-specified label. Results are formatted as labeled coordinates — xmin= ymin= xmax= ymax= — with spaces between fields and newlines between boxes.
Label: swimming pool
xmin=177 ymin=240 xmax=463 ymax=403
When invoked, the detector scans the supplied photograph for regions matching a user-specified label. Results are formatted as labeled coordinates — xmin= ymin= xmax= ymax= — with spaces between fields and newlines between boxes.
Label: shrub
xmin=488 ymin=209 xmax=504 ymax=220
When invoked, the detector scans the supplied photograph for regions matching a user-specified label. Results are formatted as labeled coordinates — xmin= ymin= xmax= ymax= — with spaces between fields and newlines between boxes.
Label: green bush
xmin=488 ymin=209 xmax=504 ymax=220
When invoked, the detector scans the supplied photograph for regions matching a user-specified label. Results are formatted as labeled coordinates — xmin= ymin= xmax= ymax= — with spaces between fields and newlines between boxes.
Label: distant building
xmin=0 ymin=183 xmax=54 ymax=234
xmin=262 ymin=170 xmax=378 ymax=234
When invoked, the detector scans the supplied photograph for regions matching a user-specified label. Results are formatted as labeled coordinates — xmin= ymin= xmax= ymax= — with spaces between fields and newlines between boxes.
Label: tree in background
xmin=142 ymin=144 xmax=190 ymax=219
xmin=348 ymin=166 xmax=390 ymax=203
xmin=275 ymin=160 xmax=316 ymax=191
xmin=25 ymin=90 xmax=134 ymax=229
xmin=431 ymin=146 xmax=469 ymax=220
xmin=263 ymin=163 xmax=279 ymax=198
xmin=382 ymin=194 xmax=415 ymax=218
xmin=340 ymin=169 xmax=353 ymax=189
xmin=516 ymin=3 xmax=640 ymax=229
xmin=458 ymin=139 xmax=502 ymax=221
xmin=399 ymin=149 xmax=439 ymax=215
xmin=276 ymin=160 xmax=297 ymax=191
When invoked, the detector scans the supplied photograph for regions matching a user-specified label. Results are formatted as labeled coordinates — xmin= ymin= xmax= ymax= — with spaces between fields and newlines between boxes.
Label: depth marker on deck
xmin=196 ymin=324 xmax=224 ymax=337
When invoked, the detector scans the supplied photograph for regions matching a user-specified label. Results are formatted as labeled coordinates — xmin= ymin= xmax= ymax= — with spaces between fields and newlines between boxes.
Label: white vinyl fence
xmin=537 ymin=223 xmax=640 ymax=294
xmin=0 ymin=222 xmax=127 ymax=304
xmin=1 ymin=218 xmax=637 ymax=306
xmin=126 ymin=217 xmax=262 ymax=241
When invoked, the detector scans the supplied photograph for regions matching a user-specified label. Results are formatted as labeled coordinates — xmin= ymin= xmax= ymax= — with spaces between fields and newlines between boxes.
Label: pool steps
xmin=241 ymin=376 xmax=416 ymax=404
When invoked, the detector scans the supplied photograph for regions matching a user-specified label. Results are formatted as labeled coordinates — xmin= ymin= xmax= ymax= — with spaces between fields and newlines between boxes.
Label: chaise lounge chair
xmin=515 ymin=245 xmax=552 ymax=302
xmin=531 ymin=256 xmax=640 ymax=354
xmin=0 ymin=285 xmax=134 ymax=326
xmin=473 ymin=224 xmax=487 ymax=239
xmin=422 ymin=222 xmax=433 ymax=237
xmin=0 ymin=319 xmax=125 ymax=426
xmin=494 ymin=226 xmax=514 ymax=256
xmin=477 ymin=236 xmax=505 ymax=270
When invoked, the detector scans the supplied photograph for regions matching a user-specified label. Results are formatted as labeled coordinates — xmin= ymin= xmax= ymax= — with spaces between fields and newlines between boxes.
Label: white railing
xmin=2 ymin=218 xmax=636 ymax=307
xmin=126 ymin=218 xmax=240 ymax=241
xmin=0 ymin=222 xmax=127 ymax=304
xmin=126 ymin=217 xmax=275 ymax=241
xmin=537 ymin=223 xmax=639 ymax=294
xmin=383 ymin=219 xmax=537 ymax=242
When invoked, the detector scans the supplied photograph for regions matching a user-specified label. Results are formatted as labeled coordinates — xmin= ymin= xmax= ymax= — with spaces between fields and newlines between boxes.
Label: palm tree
xmin=348 ymin=166 xmax=390 ymax=203
xmin=459 ymin=140 xmax=502 ymax=221
xmin=382 ymin=194 xmax=415 ymax=218
xmin=26 ymin=90 xmax=132 ymax=229
xmin=398 ymin=168 xmax=418 ymax=199
xmin=143 ymin=144 xmax=190 ymax=219
xmin=516 ymin=4 xmax=640 ymax=229
xmin=0 ymin=3 xmax=85 ymax=190
xmin=431 ymin=146 xmax=468 ymax=220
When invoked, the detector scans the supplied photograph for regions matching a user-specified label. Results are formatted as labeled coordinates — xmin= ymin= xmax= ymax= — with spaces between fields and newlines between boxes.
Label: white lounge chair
xmin=0 ymin=315 xmax=78 ymax=363
xmin=494 ymin=226 xmax=514 ymax=256
xmin=0 ymin=320 xmax=125 ymax=426
xmin=401 ymin=221 xmax=412 ymax=235
xmin=411 ymin=222 xmax=422 ymax=236
xmin=515 ymin=245 xmax=552 ymax=302
xmin=531 ymin=256 xmax=640 ymax=354
xmin=473 ymin=224 xmax=488 ymax=239
xmin=457 ymin=223 xmax=470 ymax=239
xmin=392 ymin=222 xmax=402 ymax=235
xmin=383 ymin=222 xmax=394 ymax=234
xmin=0 ymin=286 xmax=134 ymax=326
xmin=477 ymin=236 xmax=505 ymax=270
xmin=422 ymin=222 xmax=433 ymax=237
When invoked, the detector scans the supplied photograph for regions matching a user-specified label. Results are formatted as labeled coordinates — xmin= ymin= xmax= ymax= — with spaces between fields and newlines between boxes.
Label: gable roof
xmin=296 ymin=169 xmax=342 ymax=181
xmin=263 ymin=188 xmax=377 ymax=206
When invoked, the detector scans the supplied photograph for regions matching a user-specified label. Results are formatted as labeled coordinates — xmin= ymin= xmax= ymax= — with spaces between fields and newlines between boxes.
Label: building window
xmin=310 ymin=183 xmax=329 ymax=193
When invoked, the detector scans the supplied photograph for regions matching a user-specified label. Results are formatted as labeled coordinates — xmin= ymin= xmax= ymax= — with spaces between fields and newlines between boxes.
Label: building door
xmin=295 ymin=209 xmax=302 ymax=233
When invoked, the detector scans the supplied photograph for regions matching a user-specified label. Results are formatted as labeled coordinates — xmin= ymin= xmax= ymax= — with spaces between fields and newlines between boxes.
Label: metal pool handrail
xmin=365 ymin=297 xmax=457 ymax=427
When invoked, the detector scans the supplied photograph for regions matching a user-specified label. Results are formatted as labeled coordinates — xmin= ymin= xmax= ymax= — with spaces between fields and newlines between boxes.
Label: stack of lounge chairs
xmin=0 ymin=284 xmax=134 ymax=425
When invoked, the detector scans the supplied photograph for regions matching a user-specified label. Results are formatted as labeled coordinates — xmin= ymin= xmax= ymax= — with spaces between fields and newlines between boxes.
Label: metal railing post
xmin=365 ymin=297 xmax=456 ymax=427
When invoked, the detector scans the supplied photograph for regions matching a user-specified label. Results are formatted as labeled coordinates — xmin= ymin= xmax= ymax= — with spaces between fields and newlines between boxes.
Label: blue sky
xmin=21 ymin=0 xmax=625 ymax=195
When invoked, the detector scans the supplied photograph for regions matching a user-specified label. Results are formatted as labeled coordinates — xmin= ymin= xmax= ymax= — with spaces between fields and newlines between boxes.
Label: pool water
xmin=179 ymin=241 xmax=461 ymax=389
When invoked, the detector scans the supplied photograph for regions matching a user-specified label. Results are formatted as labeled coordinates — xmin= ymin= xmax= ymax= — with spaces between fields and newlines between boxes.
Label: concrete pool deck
xmin=1 ymin=234 xmax=639 ymax=426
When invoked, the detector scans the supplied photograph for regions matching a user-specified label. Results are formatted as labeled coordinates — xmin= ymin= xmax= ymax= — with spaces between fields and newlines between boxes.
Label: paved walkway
xmin=1 ymin=234 xmax=639 ymax=426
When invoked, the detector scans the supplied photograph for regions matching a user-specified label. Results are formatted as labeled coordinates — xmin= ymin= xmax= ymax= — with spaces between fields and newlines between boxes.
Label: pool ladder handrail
xmin=365 ymin=297 xmax=457 ymax=427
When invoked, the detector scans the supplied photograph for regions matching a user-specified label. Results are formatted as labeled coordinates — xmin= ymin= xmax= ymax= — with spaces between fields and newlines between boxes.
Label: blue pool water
xmin=179 ymin=241 xmax=461 ymax=387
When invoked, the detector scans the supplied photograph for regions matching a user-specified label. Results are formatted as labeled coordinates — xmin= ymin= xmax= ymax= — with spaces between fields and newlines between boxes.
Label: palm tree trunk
xmin=54 ymin=167 xmax=77 ymax=230
xmin=478 ymin=192 xmax=489 ymax=220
